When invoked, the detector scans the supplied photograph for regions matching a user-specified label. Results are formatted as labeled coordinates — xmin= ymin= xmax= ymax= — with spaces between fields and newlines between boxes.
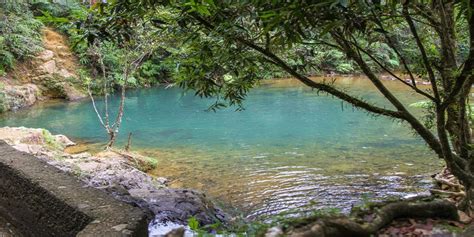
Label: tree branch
xmin=403 ymin=3 xmax=441 ymax=102
xmin=290 ymin=199 xmax=458 ymax=236
xmin=368 ymin=5 xmax=420 ymax=91
xmin=191 ymin=14 xmax=406 ymax=119
xmin=332 ymin=31 xmax=444 ymax=156
xmin=87 ymin=85 xmax=106 ymax=130
xmin=347 ymin=38 xmax=436 ymax=101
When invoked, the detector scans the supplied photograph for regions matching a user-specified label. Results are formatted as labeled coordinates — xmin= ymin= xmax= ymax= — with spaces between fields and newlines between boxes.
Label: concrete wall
xmin=0 ymin=141 xmax=149 ymax=236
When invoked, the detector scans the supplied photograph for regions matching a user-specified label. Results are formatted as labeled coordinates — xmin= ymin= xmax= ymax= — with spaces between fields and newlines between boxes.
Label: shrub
xmin=0 ymin=4 xmax=44 ymax=72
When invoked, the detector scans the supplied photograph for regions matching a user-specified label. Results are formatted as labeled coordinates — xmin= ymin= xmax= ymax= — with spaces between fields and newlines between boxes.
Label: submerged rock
xmin=164 ymin=227 xmax=185 ymax=237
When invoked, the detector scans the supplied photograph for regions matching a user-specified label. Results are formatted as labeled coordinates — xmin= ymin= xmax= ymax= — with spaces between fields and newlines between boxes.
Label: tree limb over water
xmin=82 ymin=0 xmax=474 ymax=215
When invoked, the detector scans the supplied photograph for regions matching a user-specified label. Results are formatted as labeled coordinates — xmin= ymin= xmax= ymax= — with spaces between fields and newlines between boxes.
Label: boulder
xmin=143 ymin=189 xmax=229 ymax=226
xmin=39 ymin=60 xmax=57 ymax=75
xmin=32 ymin=75 xmax=67 ymax=98
xmin=63 ymin=83 xmax=87 ymax=101
xmin=54 ymin=134 xmax=76 ymax=147
xmin=36 ymin=50 xmax=55 ymax=62
xmin=57 ymin=69 xmax=75 ymax=79
xmin=2 ymin=84 xmax=40 ymax=111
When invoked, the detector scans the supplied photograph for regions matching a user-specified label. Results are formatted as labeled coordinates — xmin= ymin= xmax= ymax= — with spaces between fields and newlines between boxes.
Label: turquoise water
xmin=0 ymin=78 xmax=440 ymax=218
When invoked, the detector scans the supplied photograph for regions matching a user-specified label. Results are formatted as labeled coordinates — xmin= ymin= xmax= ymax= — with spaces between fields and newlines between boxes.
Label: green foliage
xmin=41 ymin=129 xmax=63 ymax=150
xmin=0 ymin=4 xmax=44 ymax=72
xmin=33 ymin=1 xmax=175 ymax=89
xmin=89 ymin=0 xmax=420 ymax=111
xmin=35 ymin=10 xmax=69 ymax=25
xmin=410 ymin=100 xmax=436 ymax=129
xmin=187 ymin=216 xmax=200 ymax=231
xmin=469 ymin=104 xmax=474 ymax=123
xmin=0 ymin=90 xmax=6 ymax=113
xmin=409 ymin=100 xmax=434 ymax=109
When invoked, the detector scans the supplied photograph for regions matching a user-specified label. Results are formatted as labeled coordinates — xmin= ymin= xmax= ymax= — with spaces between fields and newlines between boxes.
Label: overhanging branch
xmin=403 ymin=3 xmax=441 ymax=102
xmin=191 ymin=14 xmax=405 ymax=119
xmin=347 ymin=37 xmax=436 ymax=101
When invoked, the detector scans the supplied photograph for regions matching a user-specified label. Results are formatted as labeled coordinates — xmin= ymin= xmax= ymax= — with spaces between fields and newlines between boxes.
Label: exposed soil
xmin=42 ymin=28 xmax=79 ymax=74
xmin=8 ymin=27 xmax=79 ymax=84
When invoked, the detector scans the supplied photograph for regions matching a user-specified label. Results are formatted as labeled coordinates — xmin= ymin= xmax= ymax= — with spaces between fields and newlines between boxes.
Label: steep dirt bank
xmin=0 ymin=28 xmax=86 ymax=112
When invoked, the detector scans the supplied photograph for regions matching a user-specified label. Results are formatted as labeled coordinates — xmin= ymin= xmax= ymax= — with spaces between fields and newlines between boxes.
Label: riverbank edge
xmin=0 ymin=140 xmax=149 ymax=236
xmin=0 ymin=126 xmax=229 ymax=235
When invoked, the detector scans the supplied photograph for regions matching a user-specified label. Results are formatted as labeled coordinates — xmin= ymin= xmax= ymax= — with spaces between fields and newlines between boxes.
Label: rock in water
xmin=141 ymin=189 xmax=229 ymax=226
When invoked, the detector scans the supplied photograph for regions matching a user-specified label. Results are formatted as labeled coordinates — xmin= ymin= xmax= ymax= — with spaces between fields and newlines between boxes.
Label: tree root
xmin=430 ymin=188 xmax=466 ymax=197
xmin=287 ymin=199 xmax=458 ymax=237
xmin=431 ymin=167 xmax=471 ymax=211
xmin=433 ymin=176 xmax=462 ymax=190
xmin=433 ymin=168 xmax=463 ymax=191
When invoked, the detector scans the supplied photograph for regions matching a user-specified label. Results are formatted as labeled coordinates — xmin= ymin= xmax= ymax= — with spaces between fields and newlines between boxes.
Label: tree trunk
xmin=125 ymin=132 xmax=132 ymax=151
xmin=459 ymin=183 xmax=474 ymax=216
xmin=106 ymin=131 xmax=116 ymax=149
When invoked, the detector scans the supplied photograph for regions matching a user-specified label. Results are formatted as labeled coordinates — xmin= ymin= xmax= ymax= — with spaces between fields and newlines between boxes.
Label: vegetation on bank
xmin=184 ymin=196 xmax=466 ymax=236
xmin=85 ymin=0 xmax=473 ymax=235
xmin=0 ymin=3 xmax=43 ymax=76
xmin=1 ymin=0 xmax=473 ymax=236
xmin=1 ymin=1 xmax=405 ymax=88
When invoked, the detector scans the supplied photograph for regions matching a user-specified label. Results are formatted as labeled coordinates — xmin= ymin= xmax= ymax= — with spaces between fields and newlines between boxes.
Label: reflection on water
xmin=144 ymin=144 xmax=439 ymax=218
xmin=0 ymin=77 xmax=442 ymax=218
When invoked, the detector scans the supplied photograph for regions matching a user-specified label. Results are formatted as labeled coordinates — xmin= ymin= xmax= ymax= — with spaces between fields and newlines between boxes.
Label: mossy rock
xmin=40 ymin=77 xmax=67 ymax=98
xmin=0 ymin=92 xmax=8 ymax=113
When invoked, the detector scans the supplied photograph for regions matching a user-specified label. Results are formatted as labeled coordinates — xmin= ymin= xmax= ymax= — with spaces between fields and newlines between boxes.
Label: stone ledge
xmin=0 ymin=140 xmax=149 ymax=236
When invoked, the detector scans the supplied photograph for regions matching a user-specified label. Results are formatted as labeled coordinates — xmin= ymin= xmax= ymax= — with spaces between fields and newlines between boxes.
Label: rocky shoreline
xmin=0 ymin=126 xmax=228 ymax=235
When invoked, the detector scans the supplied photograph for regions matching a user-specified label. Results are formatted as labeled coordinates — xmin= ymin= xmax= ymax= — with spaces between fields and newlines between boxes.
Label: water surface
xmin=0 ymin=77 xmax=441 ymax=218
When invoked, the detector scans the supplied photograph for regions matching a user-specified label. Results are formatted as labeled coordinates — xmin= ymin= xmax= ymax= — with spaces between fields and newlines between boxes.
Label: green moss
xmin=438 ymin=223 xmax=463 ymax=233
xmin=70 ymin=164 xmax=83 ymax=177
xmin=143 ymin=156 xmax=158 ymax=169
xmin=41 ymin=75 xmax=67 ymax=97
xmin=0 ymin=4 xmax=44 ymax=72
xmin=0 ymin=91 xmax=7 ymax=113
xmin=409 ymin=100 xmax=434 ymax=109
xmin=41 ymin=129 xmax=63 ymax=150
xmin=113 ymin=149 xmax=159 ymax=172
xmin=134 ymin=156 xmax=158 ymax=172
xmin=469 ymin=104 xmax=473 ymax=121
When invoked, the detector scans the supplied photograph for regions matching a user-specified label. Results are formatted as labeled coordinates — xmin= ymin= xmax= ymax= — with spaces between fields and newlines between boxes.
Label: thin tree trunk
xmin=125 ymin=132 xmax=132 ymax=151
xmin=106 ymin=131 xmax=116 ymax=149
